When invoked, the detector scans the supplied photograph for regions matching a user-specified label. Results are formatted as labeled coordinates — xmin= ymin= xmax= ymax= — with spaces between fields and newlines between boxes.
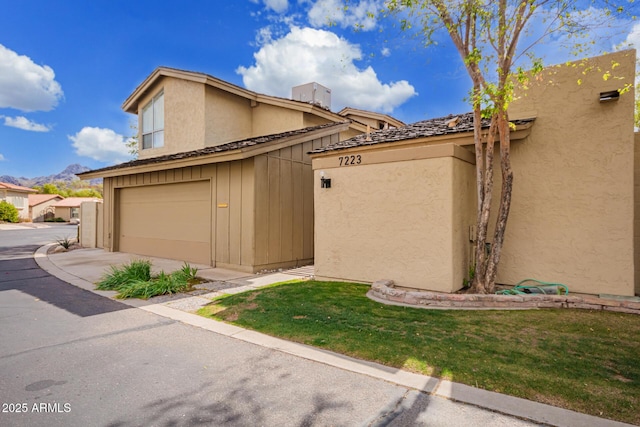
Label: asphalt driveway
xmin=0 ymin=226 xmax=543 ymax=426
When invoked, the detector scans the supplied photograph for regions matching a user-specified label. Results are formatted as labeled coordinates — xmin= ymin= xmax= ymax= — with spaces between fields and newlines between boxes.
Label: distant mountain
xmin=0 ymin=164 xmax=102 ymax=187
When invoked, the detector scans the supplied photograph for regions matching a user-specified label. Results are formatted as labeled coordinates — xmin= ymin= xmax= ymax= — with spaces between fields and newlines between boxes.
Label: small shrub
xmin=96 ymin=260 xmax=194 ymax=299
xmin=0 ymin=200 xmax=19 ymax=223
xmin=179 ymin=262 xmax=198 ymax=280
xmin=114 ymin=270 xmax=191 ymax=299
xmin=55 ymin=236 xmax=75 ymax=249
xmin=462 ymin=263 xmax=475 ymax=289
xmin=96 ymin=260 xmax=152 ymax=291
xmin=44 ymin=217 xmax=66 ymax=223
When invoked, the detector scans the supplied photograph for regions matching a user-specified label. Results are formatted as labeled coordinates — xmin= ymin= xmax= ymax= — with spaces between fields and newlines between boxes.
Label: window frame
xmin=141 ymin=91 xmax=164 ymax=150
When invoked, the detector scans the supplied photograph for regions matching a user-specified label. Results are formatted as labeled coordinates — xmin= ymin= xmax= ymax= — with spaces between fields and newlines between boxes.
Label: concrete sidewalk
xmin=34 ymin=246 xmax=633 ymax=427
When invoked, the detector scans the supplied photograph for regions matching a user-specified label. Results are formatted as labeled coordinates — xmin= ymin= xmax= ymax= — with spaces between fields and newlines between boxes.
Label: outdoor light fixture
xmin=320 ymin=171 xmax=331 ymax=189
xmin=599 ymin=90 xmax=620 ymax=102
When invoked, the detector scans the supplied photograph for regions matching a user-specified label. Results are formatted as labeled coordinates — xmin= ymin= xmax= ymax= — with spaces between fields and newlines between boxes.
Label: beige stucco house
xmin=51 ymin=197 xmax=103 ymax=222
xmin=310 ymin=50 xmax=637 ymax=297
xmin=0 ymin=182 xmax=37 ymax=220
xmin=28 ymin=194 xmax=64 ymax=222
xmin=79 ymin=67 xmax=386 ymax=272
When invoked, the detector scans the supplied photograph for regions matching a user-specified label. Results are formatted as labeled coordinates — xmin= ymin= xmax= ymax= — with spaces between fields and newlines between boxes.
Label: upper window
xmin=142 ymin=91 xmax=164 ymax=149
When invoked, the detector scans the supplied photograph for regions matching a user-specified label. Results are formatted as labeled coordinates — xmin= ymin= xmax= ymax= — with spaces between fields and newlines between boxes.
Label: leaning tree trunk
xmin=471 ymin=113 xmax=497 ymax=294
xmin=482 ymin=111 xmax=513 ymax=293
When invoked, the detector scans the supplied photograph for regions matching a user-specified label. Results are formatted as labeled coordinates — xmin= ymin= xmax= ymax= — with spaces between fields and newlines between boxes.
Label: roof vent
xmin=292 ymin=82 xmax=331 ymax=110
xmin=599 ymin=90 xmax=620 ymax=102
xmin=446 ymin=116 xmax=460 ymax=127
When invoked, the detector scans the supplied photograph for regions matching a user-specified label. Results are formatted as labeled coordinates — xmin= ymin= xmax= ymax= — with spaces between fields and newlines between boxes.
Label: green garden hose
xmin=496 ymin=278 xmax=568 ymax=295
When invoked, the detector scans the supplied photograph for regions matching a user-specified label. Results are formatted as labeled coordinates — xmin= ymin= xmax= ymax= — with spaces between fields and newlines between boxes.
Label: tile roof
xmin=28 ymin=194 xmax=64 ymax=207
xmin=0 ymin=182 xmax=37 ymax=192
xmin=51 ymin=197 xmax=102 ymax=208
xmin=309 ymin=112 xmax=536 ymax=154
xmin=80 ymin=122 xmax=348 ymax=176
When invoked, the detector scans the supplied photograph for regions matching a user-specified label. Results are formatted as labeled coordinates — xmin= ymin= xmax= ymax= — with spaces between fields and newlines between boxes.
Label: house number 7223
xmin=338 ymin=155 xmax=361 ymax=166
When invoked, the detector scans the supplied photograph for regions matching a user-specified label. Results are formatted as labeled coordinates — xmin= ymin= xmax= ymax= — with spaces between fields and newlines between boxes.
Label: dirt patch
xmin=613 ymin=375 xmax=633 ymax=383
xmin=246 ymin=292 xmax=261 ymax=302
xmin=225 ymin=311 xmax=239 ymax=322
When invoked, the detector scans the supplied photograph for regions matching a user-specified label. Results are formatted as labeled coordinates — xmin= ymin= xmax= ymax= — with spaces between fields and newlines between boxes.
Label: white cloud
xmin=252 ymin=0 xmax=289 ymax=13
xmin=381 ymin=47 xmax=391 ymax=57
xmin=308 ymin=0 xmax=381 ymax=31
xmin=69 ymin=127 xmax=133 ymax=164
xmin=1 ymin=115 xmax=50 ymax=132
xmin=617 ymin=21 xmax=640 ymax=51
xmin=266 ymin=0 xmax=288 ymax=13
xmin=0 ymin=154 xmax=5 ymax=161
xmin=0 ymin=44 xmax=64 ymax=112
xmin=237 ymin=26 xmax=416 ymax=113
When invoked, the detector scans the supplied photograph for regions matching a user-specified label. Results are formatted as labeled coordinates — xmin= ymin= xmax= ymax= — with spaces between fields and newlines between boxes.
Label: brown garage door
xmin=117 ymin=181 xmax=211 ymax=265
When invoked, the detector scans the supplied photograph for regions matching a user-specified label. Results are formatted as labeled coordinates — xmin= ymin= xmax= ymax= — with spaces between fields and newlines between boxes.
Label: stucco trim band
xmin=312 ymin=142 xmax=476 ymax=170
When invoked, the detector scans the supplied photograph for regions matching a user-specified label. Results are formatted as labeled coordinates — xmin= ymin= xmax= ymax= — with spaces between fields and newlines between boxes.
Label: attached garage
xmin=80 ymin=123 xmax=348 ymax=272
xmin=117 ymin=181 xmax=212 ymax=265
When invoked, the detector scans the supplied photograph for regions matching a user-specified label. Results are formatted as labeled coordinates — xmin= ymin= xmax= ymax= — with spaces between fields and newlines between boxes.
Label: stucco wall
xmin=302 ymin=112 xmax=330 ymax=129
xmin=204 ymin=85 xmax=252 ymax=147
xmin=314 ymin=145 xmax=475 ymax=291
xmin=501 ymin=50 xmax=636 ymax=295
xmin=79 ymin=201 xmax=101 ymax=248
xmin=55 ymin=207 xmax=72 ymax=222
xmin=1 ymin=191 xmax=30 ymax=219
xmin=452 ymin=157 xmax=477 ymax=288
xmin=31 ymin=198 xmax=60 ymax=222
xmin=136 ymin=77 xmax=206 ymax=159
xmin=252 ymin=103 xmax=304 ymax=136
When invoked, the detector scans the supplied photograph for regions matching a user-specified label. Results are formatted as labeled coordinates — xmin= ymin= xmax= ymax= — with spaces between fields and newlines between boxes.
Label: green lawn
xmin=198 ymin=280 xmax=640 ymax=425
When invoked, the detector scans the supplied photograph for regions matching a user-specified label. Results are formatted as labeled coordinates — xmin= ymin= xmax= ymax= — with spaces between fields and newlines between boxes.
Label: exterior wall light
xmin=599 ymin=90 xmax=620 ymax=102
xmin=320 ymin=171 xmax=331 ymax=189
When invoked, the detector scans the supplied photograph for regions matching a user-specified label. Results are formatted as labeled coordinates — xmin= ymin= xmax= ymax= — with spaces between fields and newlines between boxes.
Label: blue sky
xmin=0 ymin=0 xmax=638 ymax=177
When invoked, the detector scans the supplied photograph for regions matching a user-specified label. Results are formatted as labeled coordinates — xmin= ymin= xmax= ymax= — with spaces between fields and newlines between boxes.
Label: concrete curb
xmin=34 ymin=245 xmax=635 ymax=427
xmin=369 ymin=280 xmax=640 ymax=314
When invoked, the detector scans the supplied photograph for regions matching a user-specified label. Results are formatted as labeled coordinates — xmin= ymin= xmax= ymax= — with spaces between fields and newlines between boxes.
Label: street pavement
xmin=0 ymin=225 xmax=631 ymax=426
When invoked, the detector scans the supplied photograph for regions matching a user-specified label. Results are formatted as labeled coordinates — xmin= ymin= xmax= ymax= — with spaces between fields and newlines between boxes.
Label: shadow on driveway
xmin=0 ymin=245 xmax=130 ymax=318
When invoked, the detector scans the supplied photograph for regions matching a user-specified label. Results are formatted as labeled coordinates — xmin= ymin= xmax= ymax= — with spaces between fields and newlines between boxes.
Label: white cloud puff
xmin=237 ymin=26 xmax=416 ymax=113
xmin=69 ymin=127 xmax=133 ymax=164
xmin=1 ymin=115 xmax=50 ymax=132
xmin=0 ymin=154 xmax=5 ymax=161
xmin=308 ymin=0 xmax=381 ymax=31
xmin=265 ymin=0 xmax=288 ymax=13
xmin=618 ymin=21 xmax=640 ymax=51
xmin=0 ymin=44 xmax=64 ymax=112
xmin=251 ymin=0 xmax=288 ymax=13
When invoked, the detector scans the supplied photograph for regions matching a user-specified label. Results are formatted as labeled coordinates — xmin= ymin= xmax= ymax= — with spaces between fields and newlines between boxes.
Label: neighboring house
xmin=51 ymin=197 xmax=102 ymax=222
xmin=338 ymin=107 xmax=406 ymax=130
xmin=79 ymin=67 xmax=388 ymax=271
xmin=310 ymin=50 xmax=637 ymax=297
xmin=28 ymin=194 xmax=64 ymax=222
xmin=0 ymin=182 xmax=37 ymax=220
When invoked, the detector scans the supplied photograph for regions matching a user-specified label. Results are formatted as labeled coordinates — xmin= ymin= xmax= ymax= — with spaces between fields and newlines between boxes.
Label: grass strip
xmin=198 ymin=280 xmax=640 ymax=425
